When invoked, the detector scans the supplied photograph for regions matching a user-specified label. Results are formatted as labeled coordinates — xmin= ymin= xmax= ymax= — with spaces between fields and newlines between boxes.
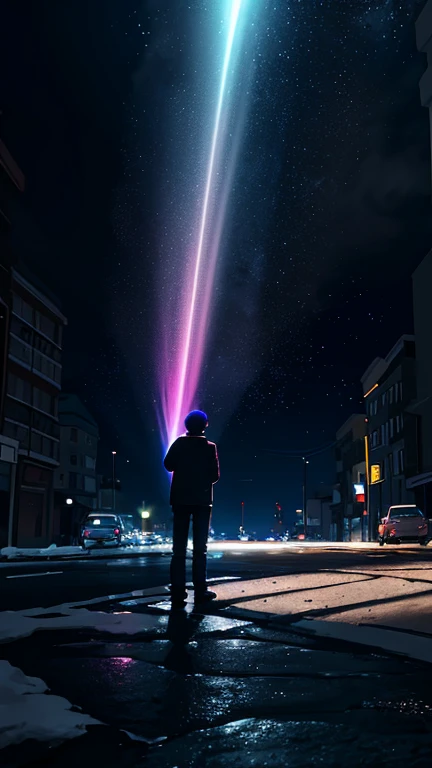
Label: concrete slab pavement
xmin=214 ymin=569 xmax=432 ymax=664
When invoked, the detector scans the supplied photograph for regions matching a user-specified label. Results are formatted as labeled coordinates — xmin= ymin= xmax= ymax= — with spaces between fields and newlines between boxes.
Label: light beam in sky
xmin=158 ymin=0 xmax=249 ymax=450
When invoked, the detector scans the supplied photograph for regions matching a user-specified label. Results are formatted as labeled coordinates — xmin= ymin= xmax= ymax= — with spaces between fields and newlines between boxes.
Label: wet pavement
xmin=2 ymin=590 xmax=432 ymax=767
xmin=3 ymin=548 xmax=432 ymax=766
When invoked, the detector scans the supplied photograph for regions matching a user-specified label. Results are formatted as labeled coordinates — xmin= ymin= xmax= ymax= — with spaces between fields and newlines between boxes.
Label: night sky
xmin=1 ymin=0 xmax=432 ymax=536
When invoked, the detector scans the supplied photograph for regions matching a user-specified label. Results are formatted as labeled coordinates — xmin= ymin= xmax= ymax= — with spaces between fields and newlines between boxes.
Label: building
xmin=2 ymin=268 xmax=67 ymax=546
xmin=407 ymin=4 xmax=432 ymax=514
xmin=332 ymin=414 xmax=367 ymax=542
xmin=53 ymin=394 xmax=99 ymax=543
xmin=306 ymin=486 xmax=333 ymax=540
xmin=0 ymin=137 xmax=23 ymax=547
xmin=362 ymin=336 xmax=418 ymax=538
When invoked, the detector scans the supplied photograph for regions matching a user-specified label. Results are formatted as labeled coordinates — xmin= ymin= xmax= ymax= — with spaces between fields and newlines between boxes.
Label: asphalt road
xmin=2 ymin=543 xmax=432 ymax=611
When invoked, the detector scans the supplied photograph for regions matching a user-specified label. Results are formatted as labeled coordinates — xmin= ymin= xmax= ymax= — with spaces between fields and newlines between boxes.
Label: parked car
xmin=378 ymin=505 xmax=428 ymax=546
xmin=81 ymin=513 xmax=125 ymax=548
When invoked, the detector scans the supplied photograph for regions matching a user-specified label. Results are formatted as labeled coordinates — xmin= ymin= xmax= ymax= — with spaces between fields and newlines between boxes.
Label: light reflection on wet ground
xmin=3 ymin=598 xmax=432 ymax=766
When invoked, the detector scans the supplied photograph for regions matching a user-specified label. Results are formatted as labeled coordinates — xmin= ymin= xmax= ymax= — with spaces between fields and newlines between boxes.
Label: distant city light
xmin=66 ymin=498 xmax=73 ymax=505
xmin=140 ymin=509 xmax=150 ymax=519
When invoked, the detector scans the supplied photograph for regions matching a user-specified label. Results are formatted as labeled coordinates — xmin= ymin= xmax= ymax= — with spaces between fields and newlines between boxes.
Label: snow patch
xmin=1 ymin=544 xmax=84 ymax=559
xmin=0 ymin=660 xmax=99 ymax=749
xmin=0 ymin=605 xmax=163 ymax=643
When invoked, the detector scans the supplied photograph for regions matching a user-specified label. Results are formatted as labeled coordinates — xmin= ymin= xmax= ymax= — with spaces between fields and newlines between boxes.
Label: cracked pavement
xmin=2 ymin=545 xmax=432 ymax=766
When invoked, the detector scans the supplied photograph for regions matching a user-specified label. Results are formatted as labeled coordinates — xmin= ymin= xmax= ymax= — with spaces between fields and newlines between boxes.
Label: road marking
xmin=6 ymin=571 xmax=63 ymax=579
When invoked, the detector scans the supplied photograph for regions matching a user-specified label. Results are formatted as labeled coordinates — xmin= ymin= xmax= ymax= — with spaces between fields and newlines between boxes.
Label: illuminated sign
xmin=370 ymin=464 xmax=381 ymax=484
xmin=353 ymin=483 xmax=365 ymax=503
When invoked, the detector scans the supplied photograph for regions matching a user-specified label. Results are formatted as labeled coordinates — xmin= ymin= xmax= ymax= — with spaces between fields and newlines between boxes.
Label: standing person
xmin=164 ymin=410 xmax=220 ymax=609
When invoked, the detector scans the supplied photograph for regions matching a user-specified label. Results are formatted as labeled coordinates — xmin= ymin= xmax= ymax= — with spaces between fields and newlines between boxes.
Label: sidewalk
xmin=213 ymin=565 xmax=432 ymax=664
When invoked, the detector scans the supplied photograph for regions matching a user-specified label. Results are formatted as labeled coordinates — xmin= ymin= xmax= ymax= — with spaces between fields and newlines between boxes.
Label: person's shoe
xmin=194 ymin=589 xmax=217 ymax=604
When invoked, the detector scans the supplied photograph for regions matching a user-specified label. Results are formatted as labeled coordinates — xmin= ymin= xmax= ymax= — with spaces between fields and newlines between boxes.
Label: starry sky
xmin=1 ymin=0 xmax=432 ymax=536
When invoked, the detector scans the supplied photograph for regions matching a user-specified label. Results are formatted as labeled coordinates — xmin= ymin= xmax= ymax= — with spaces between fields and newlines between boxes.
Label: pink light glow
xmin=157 ymin=1 xmax=247 ymax=451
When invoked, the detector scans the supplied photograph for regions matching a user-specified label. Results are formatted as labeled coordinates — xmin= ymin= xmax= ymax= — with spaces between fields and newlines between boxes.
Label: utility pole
xmin=112 ymin=451 xmax=117 ymax=511
xmin=302 ymin=458 xmax=309 ymax=538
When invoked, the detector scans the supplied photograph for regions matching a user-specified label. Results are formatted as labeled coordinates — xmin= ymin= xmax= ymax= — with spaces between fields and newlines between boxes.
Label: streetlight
xmin=302 ymin=458 xmax=309 ymax=539
xmin=140 ymin=507 xmax=150 ymax=534
xmin=66 ymin=498 xmax=73 ymax=506
xmin=112 ymin=451 xmax=117 ymax=511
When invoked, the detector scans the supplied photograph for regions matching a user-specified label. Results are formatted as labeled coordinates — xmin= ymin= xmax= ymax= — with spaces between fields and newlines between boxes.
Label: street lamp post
xmin=241 ymin=500 xmax=245 ymax=532
xmin=112 ymin=451 xmax=117 ymax=511
xmin=302 ymin=458 xmax=309 ymax=539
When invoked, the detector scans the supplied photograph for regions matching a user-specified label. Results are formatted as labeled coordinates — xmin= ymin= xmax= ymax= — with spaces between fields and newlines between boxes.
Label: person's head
xmin=185 ymin=410 xmax=208 ymax=436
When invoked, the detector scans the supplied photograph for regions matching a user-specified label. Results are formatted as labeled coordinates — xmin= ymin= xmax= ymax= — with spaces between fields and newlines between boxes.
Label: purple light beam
xmin=158 ymin=1 xmax=247 ymax=450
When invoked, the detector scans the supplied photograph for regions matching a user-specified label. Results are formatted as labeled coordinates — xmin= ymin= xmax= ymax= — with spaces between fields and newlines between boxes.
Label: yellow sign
xmin=370 ymin=464 xmax=381 ymax=484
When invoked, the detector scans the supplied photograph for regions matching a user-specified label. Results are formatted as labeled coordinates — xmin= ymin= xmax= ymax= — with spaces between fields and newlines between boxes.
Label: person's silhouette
xmin=164 ymin=410 xmax=220 ymax=609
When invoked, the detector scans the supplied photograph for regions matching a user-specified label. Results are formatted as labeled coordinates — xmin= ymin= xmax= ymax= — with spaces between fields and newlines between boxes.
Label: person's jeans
xmin=170 ymin=505 xmax=212 ymax=596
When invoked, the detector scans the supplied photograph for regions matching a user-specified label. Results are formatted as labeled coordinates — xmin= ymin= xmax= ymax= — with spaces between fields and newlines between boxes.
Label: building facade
xmin=332 ymin=414 xmax=367 ymax=542
xmin=2 ymin=268 xmax=67 ymax=546
xmin=362 ymin=336 xmax=418 ymax=538
xmin=0 ymin=138 xmax=24 ymax=547
xmin=409 ymin=4 xmax=432 ymax=514
xmin=54 ymin=394 xmax=99 ymax=543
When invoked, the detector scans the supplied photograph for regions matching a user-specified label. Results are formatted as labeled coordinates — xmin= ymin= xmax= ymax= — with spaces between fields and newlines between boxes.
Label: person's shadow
xmin=163 ymin=608 xmax=204 ymax=675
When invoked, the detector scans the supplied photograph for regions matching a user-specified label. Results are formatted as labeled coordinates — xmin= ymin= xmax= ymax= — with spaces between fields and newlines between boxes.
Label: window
xmin=399 ymin=382 xmax=403 ymax=401
xmin=33 ymin=387 xmax=55 ymax=416
xmin=84 ymin=476 xmax=96 ymax=493
xmin=9 ymin=335 xmax=32 ymax=367
xmin=372 ymin=431 xmax=378 ymax=448
xmin=34 ymin=334 xmax=61 ymax=362
xmin=33 ymin=352 xmax=61 ymax=384
xmin=7 ymin=373 xmax=31 ymax=404
xmin=399 ymin=449 xmax=404 ymax=474
xmin=385 ymin=422 xmax=389 ymax=445
xmin=70 ymin=454 xmax=78 ymax=466
xmin=390 ymin=418 xmax=394 ymax=439
xmin=395 ymin=382 xmax=399 ymax=402
xmin=400 ymin=413 xmax=404 ymax=431
xmin=393 ymin=450 xmax=400 ymax=476
xmin=59 ymin=473 xmax=64 ymax=485
xmin=31 ymin=432 xmax=43 ymax=454
xmin=84 ymin=434 xmax=93 ymax=446
xmin=70 ymin=428 xmax=78 ymax=442
xmin=69 ymin=472 xmax=77 ymax=489
xmin=381 ymin=392 xmax=386 ymax=407
xmin=3 ymin=420 xmax=29 ymax=448
xmin=396 ymin=415 xmax=401 ymax=433
xmin=13 ymin=294 xmax=34 ymax=325
xmin=85 ymin=455 xmax=96 ymax=470
xmin=381 ymin=425 xmax=385 ymax=445
xmin=389 ymin=386 xmax=394 ymax=404
xmin=389 ymin=453 xmax=393 ymax=476
xmin=35 ymin=311 xmax=57 ymax=343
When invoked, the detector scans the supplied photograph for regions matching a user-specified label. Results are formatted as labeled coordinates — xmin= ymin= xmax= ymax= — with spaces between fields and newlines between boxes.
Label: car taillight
xmin=390 ymin=528 xmax=396 ymax=536
xmin=84 ymin=530 xmax=90 ymax=537
xmin=298 ymin=534 xmax=305 ymax=540
xmin=114 ymin=528 xmax=120 ymax=535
